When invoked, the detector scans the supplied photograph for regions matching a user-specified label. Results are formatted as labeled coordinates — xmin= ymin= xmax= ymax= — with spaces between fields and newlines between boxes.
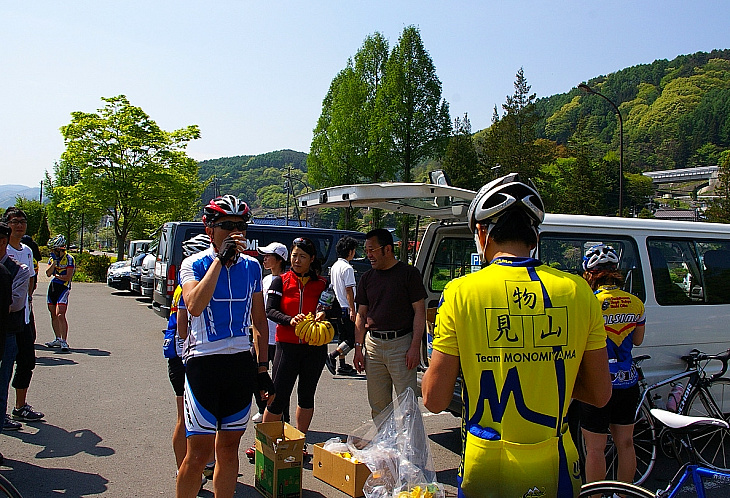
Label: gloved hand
xmin=257 ymin=371 xmax=275 ymax=398
xmin=216 ymin=236 xmax=238 ymax=265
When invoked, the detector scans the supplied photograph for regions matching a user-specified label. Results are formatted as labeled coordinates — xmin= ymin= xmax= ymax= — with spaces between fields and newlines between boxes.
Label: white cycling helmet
xmin=202 ymin=195 xmax=251 ymax=226
xmin=48 ymin=234 xmax=67 ymax=249
xmin=467 ymin=172 xmax=545 ymax=233
xmin=582 ymin=244 xmax=619 ymax=271
xmin=182 ymin=233 xmax=211 ymax=258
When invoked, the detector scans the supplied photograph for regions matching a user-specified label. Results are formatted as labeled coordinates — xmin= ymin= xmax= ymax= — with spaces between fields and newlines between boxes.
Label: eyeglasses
xmin=8 ymin=219 xmax=27 ymax=226
xmin=211 ymin=221 xmax=247 ymax=231
xmin=365 ymin=246 xmax=383 ymax=255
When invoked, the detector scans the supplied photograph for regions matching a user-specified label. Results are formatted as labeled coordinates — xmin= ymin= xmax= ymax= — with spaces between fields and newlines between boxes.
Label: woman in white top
xmin=251 ymin=242 xmax=288 ymax=423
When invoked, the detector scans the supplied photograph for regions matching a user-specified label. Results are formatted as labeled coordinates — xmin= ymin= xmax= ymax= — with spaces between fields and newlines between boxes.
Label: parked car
xmin=139 ymin=252 xmax=157 ymax=298
xmin=151 ymin=222 xmax=369 ymax=318
xmin=129 ymin=251 xmax=148 ymax=294
xmin=297 ymin=181 xmax=730 ymax=416
xmin=106 ymin=260 xmax=132 ymax=290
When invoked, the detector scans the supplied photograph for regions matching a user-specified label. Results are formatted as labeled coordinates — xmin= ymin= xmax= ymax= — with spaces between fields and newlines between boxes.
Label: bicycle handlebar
xmin=681 ymin=348 xmax=730 ymax=380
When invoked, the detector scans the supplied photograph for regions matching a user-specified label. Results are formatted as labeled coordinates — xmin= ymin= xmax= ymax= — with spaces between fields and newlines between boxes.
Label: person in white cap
xmin=251 ymin=242 xmax=288 ymax=423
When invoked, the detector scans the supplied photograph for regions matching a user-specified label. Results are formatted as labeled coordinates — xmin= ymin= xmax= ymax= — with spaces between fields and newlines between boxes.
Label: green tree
xmin=443 ymin=113 xmax=481 ymax=190
xmin=12 ymin=197 xmax=45 ymax=238
xmin=37 ymin=211 xmax=50 ymax=246
xmin=58 ymin=95 xmax=202 ymax=259
xmin=479 ymin=68 xmax=551 ymax=182
xmin=45 ymin=161 xmax=89 ymax=246
xmin=706 ymin=151 xmax=730 ymax=223
xmin=380 ymin=26 xmax=451 ymax=257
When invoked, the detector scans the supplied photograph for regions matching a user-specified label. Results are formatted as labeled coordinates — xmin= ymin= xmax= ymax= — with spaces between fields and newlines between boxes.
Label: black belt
xmin=369 ymin=328 xmax=412 ymax=340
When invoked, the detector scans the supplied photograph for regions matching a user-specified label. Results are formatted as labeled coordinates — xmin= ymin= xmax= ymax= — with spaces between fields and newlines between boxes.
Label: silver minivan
xmin=298 ymin=182 xmax=730 ymax=412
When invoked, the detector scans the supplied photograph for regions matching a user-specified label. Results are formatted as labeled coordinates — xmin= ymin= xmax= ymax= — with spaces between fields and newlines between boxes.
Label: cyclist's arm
xmin=251 ymin=291 xmax=268 ymax=365
xmin=177 ymin=308 xmax=188 ymax=340
xmin=422 ymin=349 xmax=460 ymax=413
xmin=633 ymin=324 xmax=645 ymax=347
xmin=182 ymin=259 xmax=224 ymax=317
xmin=573 ymin=347 xmax=612 ymax=407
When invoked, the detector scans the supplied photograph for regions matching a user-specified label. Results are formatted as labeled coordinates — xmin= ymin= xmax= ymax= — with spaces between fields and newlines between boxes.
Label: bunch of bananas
xmin=294 ymin=313 xmax=335 ymax=346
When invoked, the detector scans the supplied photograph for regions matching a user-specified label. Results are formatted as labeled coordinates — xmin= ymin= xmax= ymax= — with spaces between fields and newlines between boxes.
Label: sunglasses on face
xmin=211 ymin=221 xmax=248 ymax=231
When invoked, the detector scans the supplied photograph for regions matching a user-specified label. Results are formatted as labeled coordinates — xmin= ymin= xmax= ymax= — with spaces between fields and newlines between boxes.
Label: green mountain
xmin=198 ymin=149 xmax=308 ymax=212
xmin=535 ymin=49 xmax=730 ymax=172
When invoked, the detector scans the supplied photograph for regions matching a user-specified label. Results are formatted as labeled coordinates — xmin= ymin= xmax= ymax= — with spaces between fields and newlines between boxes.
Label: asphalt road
xmin=0 ymin=275 xmax=463 ymax=497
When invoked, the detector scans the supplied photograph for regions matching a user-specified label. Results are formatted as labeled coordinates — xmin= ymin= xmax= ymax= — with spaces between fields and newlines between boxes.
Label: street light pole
xmin=578 ymin=83 xmax=624 ymax=216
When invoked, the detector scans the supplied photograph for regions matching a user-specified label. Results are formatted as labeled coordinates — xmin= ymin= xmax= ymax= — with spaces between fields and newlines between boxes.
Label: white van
xmin=298 ymin=182 xmax=730 ymax=392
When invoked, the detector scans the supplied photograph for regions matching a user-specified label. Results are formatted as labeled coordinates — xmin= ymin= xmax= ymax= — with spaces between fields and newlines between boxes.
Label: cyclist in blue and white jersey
xmin=175 ymin=195 xmax=274 ymax=498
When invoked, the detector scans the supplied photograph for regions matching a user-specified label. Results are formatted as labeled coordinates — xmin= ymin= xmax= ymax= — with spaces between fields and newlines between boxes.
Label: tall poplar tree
xmin=380 ymin=26 xmax=451 ymax=257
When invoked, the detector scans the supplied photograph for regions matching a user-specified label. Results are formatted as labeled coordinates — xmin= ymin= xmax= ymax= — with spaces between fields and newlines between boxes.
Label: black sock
xmin=339 ymin=357 xmax=346 ymax=366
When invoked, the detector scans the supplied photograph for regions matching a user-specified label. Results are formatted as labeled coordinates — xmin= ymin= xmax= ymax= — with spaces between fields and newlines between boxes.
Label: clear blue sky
xmin=2 ymin=0 xmax=728 ymax=187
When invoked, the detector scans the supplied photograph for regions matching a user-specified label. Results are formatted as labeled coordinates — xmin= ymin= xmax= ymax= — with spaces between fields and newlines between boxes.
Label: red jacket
xmin=268 ymin=270 xmax=326 ymax=344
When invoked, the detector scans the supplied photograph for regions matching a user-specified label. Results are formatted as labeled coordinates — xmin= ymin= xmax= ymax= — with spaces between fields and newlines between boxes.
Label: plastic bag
xmin=322 ymin=437 xmax=350 ymax=455
xmin=347 ymin=388 xmax=444 ymax=498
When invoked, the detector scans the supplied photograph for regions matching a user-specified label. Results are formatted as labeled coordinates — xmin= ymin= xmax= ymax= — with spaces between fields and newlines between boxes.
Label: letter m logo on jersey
xmin=469 ymin=367 xmax=557 ymax=430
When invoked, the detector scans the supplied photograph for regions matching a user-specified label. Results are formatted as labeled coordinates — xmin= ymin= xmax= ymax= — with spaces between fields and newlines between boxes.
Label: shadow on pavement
xmin=34 ymin=355 xmax=77 ymax=367
xmin=0 ymin=457 xmax=109 ymax=496
xmin=4 ymin=422 xmax=114 ymax=459
xmin=34 ymin=344 xmax=110 ymax=357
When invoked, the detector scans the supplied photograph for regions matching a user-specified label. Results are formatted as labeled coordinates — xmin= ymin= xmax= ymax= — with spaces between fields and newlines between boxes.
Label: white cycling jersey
xmin=179 ymin=247 xmax=262 ymax=360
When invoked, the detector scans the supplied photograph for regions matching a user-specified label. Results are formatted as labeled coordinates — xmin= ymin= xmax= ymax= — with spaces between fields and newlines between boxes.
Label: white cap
xmin=257 ymin=242 xmax=288 ymax=261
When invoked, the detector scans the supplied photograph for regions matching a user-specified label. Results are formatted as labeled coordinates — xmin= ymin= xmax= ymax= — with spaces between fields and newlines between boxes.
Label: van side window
xmin=647 ymin=238 xmax=730 ymax=305
xmin=429 ymin=237 xmax=480 ymax=292
xmin=538 ymin=234 xmax=645 ymax=302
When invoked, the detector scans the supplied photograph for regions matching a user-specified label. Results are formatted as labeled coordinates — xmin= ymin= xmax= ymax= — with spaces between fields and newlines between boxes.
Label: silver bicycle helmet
xmin=182 ymin=233 xmax=211 ymax=258
xmin=582 ymin=244 xmax=619 ymax=271
xmin=202 ymin=195 xmax=251 ymax=225
xmin=48 ymin=234 xmax=67 ymax=249
xmin=467 ymin=172 xmax=545 ymax=233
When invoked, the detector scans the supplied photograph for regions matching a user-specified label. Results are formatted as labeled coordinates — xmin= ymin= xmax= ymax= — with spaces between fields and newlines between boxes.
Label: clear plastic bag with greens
xmin=347 ymin=388 xmax=444 ymax=498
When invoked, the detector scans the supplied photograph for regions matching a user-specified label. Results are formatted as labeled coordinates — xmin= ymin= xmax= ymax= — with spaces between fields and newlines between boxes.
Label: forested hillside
xmin=535 ymin=49 xmax=730 ymax=172
xmin=198 ymin=149 xmax=307 ymax=211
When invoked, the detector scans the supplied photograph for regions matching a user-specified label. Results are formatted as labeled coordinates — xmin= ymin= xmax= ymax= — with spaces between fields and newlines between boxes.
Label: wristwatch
xmin=257 ymin=362 xmax=268 ymax=368
xmin=354 ymin=342 xmax=363 ymax=348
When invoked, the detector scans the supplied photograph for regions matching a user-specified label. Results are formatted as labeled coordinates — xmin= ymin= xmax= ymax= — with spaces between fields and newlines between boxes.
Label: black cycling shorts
xmin=184 ymin=351 xmax=256 ymax=433
xmin=168 ymin=356 xmax=185 ymax=397
xmin=580 ymin=383 xmax=640 ymax=433
xmin=268 ymin=342 xmax=326 ymax=415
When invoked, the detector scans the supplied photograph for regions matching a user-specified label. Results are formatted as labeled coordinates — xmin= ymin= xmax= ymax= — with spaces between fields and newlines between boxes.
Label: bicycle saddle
xmin=650 ymin=408 xmax=729 ymax=432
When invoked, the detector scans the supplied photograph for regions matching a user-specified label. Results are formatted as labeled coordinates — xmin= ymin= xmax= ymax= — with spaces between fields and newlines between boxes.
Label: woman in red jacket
xmin=262 ymin=237 xmax=327 ymax=440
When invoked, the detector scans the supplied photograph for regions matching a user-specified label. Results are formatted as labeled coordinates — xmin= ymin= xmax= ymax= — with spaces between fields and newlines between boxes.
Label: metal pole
xmin=578 ymin=83 xmax=624 ymax=216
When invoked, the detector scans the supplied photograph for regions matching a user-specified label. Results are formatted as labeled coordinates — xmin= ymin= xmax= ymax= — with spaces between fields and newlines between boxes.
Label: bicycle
xmin=0 ymin=473 xmax=22 ymax=498
xmin=578 ymin=348 xmax=730 ymax=485
xmin=579 ymin=409 xmax=730 ymax=497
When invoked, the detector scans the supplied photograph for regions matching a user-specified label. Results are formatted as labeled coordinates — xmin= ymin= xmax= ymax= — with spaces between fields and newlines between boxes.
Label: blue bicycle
xmin=579 ymin=409 xmax=730 ymax=497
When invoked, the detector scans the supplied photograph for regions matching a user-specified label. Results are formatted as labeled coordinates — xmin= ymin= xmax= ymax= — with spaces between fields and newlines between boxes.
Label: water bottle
xmin=666 ymin=383 xmax=685 ymax=412
xmin=316 ymin=286 xmax=335 ymax=313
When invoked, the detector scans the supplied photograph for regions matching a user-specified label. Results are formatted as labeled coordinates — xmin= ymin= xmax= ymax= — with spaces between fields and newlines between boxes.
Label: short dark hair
xmin=488 ymin=209 xmax=538 ymax=246
xmin=365 ymin=228 xmax=393 ymax=249
xmin=291 ymin=237 xmax=317 ymax=258
xmin=0 ymin=222 xmax=10 ymax=238
xmin=336 ymin=236 xmax=360 ymax=258
xmin=3 ymin=206 xmax=26 ymax=222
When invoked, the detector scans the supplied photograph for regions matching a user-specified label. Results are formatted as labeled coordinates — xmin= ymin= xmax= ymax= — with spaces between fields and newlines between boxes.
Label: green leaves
xmin=57 ymin=95 xmax=202 ymax=259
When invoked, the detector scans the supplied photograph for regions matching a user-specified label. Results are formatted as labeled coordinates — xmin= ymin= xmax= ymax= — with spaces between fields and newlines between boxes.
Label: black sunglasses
xmin=211 ymin=221 xmax=248 ymax=231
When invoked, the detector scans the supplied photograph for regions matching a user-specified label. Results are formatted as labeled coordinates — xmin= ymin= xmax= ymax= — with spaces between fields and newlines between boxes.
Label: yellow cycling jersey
xmin=49 ymin=253 xmax=75 ymax=289
xmin=434 ymin=257 xmax=606 ymax=497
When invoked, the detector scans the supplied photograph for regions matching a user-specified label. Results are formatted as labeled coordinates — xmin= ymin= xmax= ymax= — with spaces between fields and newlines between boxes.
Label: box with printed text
xmin=254 ymin=422 xmax=305 ymax=498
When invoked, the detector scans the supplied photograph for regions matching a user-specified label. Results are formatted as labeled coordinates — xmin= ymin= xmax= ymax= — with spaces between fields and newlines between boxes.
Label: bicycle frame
xmin=658 ymin=464 xmax=730 ymax=498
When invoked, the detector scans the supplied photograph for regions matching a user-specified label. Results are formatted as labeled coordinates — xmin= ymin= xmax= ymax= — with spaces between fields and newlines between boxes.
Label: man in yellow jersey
xmin=422 ymin=173 xmax=612 ymax=498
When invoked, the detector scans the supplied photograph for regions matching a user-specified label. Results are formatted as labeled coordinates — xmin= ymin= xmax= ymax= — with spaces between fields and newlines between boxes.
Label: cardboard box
xmin=254 ymin=422 xmax=305 ymax=498
xmin=312 ymin=442 xmax=372 ymax=498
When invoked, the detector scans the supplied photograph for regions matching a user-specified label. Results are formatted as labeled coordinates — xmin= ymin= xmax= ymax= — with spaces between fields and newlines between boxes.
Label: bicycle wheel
xmin=579 ymin=480 xmax=656 ymax=497
xmin=684 ymin=377 xmax=730 ymax=470
xmin=597 ymin=403 xmax=657 ymax=485
xmin=0 ymin=474 xmax=22 ymax=498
